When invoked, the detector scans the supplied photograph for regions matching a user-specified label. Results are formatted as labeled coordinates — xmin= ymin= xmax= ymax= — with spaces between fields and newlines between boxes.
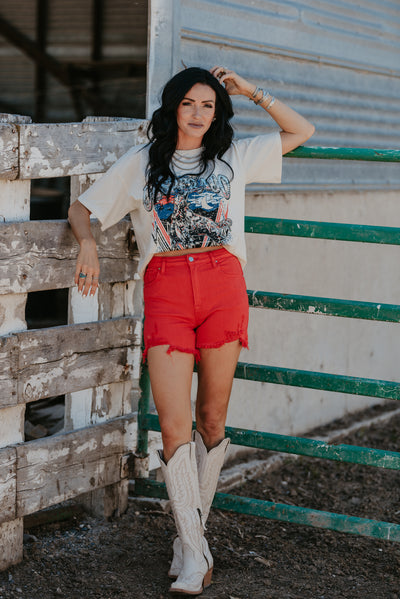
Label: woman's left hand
xmin=210 ymin=66 xmax=253 ymax=98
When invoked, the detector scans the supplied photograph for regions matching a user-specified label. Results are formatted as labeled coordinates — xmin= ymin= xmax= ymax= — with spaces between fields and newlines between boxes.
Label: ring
xmin=93 ymin=277 xmax=99 ymax=281
xmin=79 ymin=273 xmax=87 ymax=279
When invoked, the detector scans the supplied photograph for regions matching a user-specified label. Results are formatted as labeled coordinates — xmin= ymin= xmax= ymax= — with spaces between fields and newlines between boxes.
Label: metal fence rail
xmin=135 ymin=145 xmax=400 ymax=542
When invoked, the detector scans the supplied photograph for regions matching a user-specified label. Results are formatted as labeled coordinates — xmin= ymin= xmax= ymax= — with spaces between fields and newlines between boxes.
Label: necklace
xmin=171 ymin=148 xmax=203 ymax=173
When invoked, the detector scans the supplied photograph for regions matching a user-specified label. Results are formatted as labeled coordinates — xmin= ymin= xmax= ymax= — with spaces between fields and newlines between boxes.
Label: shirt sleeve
xmin=235 ymin=131 xmax=282 ymax=185
xmin=78 ymin=144 xmax=145 ymax=231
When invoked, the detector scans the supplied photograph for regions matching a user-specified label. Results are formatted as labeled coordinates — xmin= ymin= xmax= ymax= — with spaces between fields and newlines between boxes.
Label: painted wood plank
xmin=0 ymin=316 xmax=141 ymax=408
xmin=0 ymin=335 xmax=17 ymax=405
xmin=0 ymin=219 xmax=138 ymax=294
xmin=0 ymin=143 xmax=30 ymax=570
xmin=68 ymin=165 xmax=141 ymax=518
xmin=0 ymin=447 xmax=16 ymax=525
xmin=16 ymin=315 xmax=140 ymax=367
xmin=18 ymin=119 xmax=147 ymax=179
xmin=0 ymin=124 xmax=18 ymax=180
xmin=20 ymin=347 xmax=135 ymax=403
xmin=0 ymin=520 xmax=23 ymax=571
xmin=16 ymin=417 xmax=134 ymax=517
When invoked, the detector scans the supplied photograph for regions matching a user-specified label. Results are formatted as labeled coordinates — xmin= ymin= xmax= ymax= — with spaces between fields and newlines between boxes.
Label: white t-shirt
xmin=78 ymin=132 xmax=282 ymax=277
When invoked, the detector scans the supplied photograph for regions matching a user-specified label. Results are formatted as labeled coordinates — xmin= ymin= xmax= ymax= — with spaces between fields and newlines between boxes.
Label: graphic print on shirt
xmin=143 ymin=173 xmax=232 ymax=251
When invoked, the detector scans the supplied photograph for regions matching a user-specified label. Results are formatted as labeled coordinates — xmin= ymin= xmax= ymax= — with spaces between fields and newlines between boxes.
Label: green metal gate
xmin=135 ymin=146 xmax=400 ymax=542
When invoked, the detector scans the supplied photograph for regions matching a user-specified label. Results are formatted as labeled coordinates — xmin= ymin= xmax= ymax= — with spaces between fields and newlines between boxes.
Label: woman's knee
xmin=196 ymin=411 xmax=226 ymax=447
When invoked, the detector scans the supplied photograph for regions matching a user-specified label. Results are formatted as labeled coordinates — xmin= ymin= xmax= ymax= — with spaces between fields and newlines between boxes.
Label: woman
xmin=68 ymin=65 xmax=314 ymax=596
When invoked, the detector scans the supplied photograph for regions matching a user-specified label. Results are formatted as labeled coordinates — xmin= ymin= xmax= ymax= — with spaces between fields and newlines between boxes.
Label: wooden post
xmin=0 ymin=114 xmax=31 ymax=570
xmin=65 ymin=117 xmax=143 ymax=517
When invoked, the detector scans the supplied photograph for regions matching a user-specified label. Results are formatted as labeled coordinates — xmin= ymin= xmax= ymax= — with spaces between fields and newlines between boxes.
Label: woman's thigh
xmin=147 ymin=345 xmax=195 ymax=460
xmin=195 ymin=339 xmax=242 ymax=447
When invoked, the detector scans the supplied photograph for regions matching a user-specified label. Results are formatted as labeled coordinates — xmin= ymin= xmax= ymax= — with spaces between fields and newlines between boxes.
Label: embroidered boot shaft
xmin=168 ymin=432 xmax=230 ymax=580
xmin=158 ymin=442 xmax=212 ymax=595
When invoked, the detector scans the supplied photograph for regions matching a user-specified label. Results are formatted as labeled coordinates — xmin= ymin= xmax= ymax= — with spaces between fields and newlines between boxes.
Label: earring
xmin=212 ymin=117 xmax=216 ymax=122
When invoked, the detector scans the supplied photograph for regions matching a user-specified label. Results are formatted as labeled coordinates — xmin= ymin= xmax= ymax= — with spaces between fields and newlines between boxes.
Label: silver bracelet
xmin=250 ymin=86 xmax=262 ymax=101
xmin=250 ymin=86 xmax=273 ymax=106
xmin=256 ymin=91 xmax=271 ymax=106
xmin=264 ymin=96 xmax=276 ymax=110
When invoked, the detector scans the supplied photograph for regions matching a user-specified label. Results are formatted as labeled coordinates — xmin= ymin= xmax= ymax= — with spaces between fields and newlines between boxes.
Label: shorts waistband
xmin=148 ymin=247 xmax=231 ymax=268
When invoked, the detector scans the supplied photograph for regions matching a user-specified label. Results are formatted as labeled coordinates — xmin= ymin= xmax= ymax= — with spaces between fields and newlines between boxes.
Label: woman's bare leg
xmin=147 ymin=345 xmax=195 ymax=462
xmin=195 ymin=340 xmax=242 ymax=450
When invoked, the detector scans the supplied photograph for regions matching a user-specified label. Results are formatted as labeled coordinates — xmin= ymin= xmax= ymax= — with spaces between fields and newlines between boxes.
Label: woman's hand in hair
xmin=210 ymin=66 xmax=254 ymax=98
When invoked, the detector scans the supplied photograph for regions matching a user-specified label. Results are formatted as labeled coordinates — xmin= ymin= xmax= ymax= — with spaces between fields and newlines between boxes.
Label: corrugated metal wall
xmin=0 ymin=0 xmax=147 ymax=121
xmin=148 ymin=0 xmax=400 ymax=190
xmin=146 ymin=0 xmax=400 ymax=442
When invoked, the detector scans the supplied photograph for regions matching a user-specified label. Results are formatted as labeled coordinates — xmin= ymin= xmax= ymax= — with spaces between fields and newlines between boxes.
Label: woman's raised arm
xmin=68 ymin=200 xmax=100 ymax=297
xmin=210 ymin=66 xmax=315 ymax=155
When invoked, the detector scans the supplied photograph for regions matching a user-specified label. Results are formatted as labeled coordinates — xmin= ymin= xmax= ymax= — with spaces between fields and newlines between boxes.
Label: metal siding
xmin=148 ymin=0 xmax=400 ymax=188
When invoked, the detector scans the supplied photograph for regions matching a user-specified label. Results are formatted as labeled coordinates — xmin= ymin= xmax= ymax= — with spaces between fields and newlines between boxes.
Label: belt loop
xmin=160 ymin=259 xmax=166 ymax=274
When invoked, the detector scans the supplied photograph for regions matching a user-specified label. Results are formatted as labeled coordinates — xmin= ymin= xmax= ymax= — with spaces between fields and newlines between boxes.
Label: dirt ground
xmin=2 ymin=404 xmax=400 ymax=599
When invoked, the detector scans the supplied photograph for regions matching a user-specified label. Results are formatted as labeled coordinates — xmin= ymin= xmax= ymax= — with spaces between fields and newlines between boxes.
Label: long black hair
xmin=146 ymin=67 xmax=234 ymax=206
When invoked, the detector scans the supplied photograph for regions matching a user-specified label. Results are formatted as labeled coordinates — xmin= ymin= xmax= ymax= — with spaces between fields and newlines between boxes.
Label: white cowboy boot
xmin=168 ymin=431 xmax=230 ymax=579
xmin=158 ymin=442 xmax=212 ymax=595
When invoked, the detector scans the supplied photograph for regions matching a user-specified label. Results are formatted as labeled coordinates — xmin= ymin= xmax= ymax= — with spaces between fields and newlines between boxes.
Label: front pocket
xmin=143 ymin=266 xmax=161 ymax=286
xmin=215 ymin=255 xmax=242 ymax=277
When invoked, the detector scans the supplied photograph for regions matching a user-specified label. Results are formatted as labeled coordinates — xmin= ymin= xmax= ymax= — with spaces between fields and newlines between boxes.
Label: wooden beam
xmin=0 ymin=219 xmax=138 ymax=294
xmin=0 ymin=447 xmax=17 ymax=525
xmin=0 ymin=124 xmax=19 ymax=180
xmin=0 ymin=315 xmax=141 ymax=408
xmin=0 ymin=336 xmax=18 ymax=406
xmin=18 ymin=119 xmax=147 ymax=179
xmin=0 ymin=122 xmax=30 ymax=571
xmin=16 ymin=416 xmax=135 ymax=517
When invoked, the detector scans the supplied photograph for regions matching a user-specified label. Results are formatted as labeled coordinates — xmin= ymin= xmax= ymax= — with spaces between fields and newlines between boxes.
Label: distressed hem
xmin=142 ymin=344 xmax=201 ymax=364
xmin=197 ymin=332 xmax=249 ymax=352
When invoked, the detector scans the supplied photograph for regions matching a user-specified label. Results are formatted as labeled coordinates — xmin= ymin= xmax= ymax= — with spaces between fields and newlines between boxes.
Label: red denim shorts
xmin=142 ymin=248 xmax=249 ymax=362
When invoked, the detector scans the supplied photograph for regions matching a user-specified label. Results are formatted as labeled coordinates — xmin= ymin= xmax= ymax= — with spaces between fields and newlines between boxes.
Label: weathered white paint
xmin=124 ymin=418 xmax=137 ymax=452
xmin=0 ymin=180 xmax=30 ymax=222
xmin=66 ymin=162 xmax=140 ymax=518
xmin=15 ymin=419 xmax=133 ymax=517
xmin=0 ymin=448 xmax=16 ymax=529
xmin=0 ymin=520 xmax=23 ymax=571
xmin=127 ymin=346 xmax=141 ymax=382
xmin=69 ymin=287 xmax=99 ymax=323
xmin=0 ymin=294 xmax=27 ymax=335
xmin=75 ymin=438 xmax=98 ymax=455
xmin=148 ymin=432 xmax=163 ymax=471
xmin=19 ymin=120 xmax=147 ymax=179
xmin=0 ymin=126 xmax=29 ymax=443
xmin=0 ymin=125 xmax=19 ymax=180
xmin=64 ymin=389 xmax=93 ymax=430
xmin=0 ymin=407 xmax=25 ymax=448
xmin=0 ymin=131 xmax=29 ymax=569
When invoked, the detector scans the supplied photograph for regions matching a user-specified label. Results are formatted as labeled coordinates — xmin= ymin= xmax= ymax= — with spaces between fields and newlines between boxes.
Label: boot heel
xmin=203 ymin=566 xmax=213 ymax=589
